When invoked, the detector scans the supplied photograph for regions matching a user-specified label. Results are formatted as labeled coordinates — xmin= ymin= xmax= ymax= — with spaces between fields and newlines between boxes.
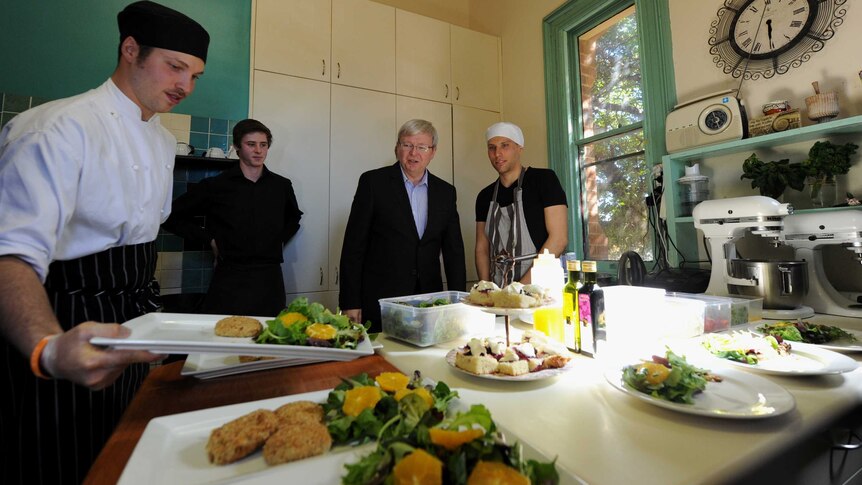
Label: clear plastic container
xmin=678 ymin=163 xmax=710 ymax=217
xmin=727 ymin=296 xmax=764 ymax=325
xmin=666 ymin=292 xmax=732 ymax=333
xmin=379 ymin=291 xmax=495 ymax=347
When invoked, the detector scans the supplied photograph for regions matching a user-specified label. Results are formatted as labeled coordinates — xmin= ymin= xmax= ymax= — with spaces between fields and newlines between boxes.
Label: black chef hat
xmin=118 ymin=1 xmax=210 ymax=62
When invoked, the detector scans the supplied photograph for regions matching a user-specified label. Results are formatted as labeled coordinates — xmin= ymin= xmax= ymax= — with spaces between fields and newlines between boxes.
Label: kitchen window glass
xmin=545 ymin=0 xmax=674 ymax=271
xmin=575 ymin=5 xmax=652 ymax=262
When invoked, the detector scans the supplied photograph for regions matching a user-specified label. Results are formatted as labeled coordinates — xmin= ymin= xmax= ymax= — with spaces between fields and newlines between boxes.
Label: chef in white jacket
xmin=0 ymin=2 xmax=208 ymax=483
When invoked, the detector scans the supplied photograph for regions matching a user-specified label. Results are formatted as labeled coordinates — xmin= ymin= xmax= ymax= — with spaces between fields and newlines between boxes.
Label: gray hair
xmin=396 ymin=119 xmax=438 ymax=147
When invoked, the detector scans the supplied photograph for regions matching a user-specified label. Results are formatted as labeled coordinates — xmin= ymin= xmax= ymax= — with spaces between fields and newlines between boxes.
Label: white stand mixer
xmin=781 ymin=210 xmax=862 ymax=318
xmin=692 ymin=196 xmax=794 ymax=296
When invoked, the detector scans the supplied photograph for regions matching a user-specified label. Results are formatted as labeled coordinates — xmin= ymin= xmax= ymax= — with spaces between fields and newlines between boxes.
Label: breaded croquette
xmin=274 ymin=400 xmax=325 ymax=427
xmin=262 ymin=421 xmax=332 ymax=465
xmin=206 ymin=409 xmax=279 ymax=465
xmin=214 ymin=316 xmax=263 ymax=338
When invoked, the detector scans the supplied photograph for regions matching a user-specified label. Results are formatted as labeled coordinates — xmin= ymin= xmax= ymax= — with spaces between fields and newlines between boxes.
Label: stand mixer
xmin=693 ymin=196 xmax=794 ymax=294
xmin=780 ymin=210 xmax=862 ymax=317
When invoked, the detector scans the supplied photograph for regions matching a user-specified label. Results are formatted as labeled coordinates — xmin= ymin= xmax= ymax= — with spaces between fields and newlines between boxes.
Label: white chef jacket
xmin=0 ymin=78 xmax=175 ymax=282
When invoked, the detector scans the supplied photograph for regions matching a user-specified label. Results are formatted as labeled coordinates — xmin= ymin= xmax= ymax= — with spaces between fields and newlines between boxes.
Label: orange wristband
xmin=30 ymin=335 xmax=55 ymax=380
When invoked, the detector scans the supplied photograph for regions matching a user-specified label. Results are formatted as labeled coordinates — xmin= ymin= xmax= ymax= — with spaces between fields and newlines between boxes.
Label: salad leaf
xmin=255 ymin=297 xmax=369 ymax=348
xmin=622 ymin=350 xmax=712 ymax=404
xmin=758 ymin=320 xmax=856 ymax=344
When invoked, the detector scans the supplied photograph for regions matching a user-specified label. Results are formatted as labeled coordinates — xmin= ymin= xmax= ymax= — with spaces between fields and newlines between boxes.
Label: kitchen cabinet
xmin=253 ymin=0 xmax=330 ymax=81
xmin=332 ymin=0 xmax=395 ymax=93
xmin=661 ymin=114 xmax=862 ymax=267
xmin=251 ymin=70 xmax=331 ymax=294
xmin=451 ymin=25 xmax=501 ymax=112
xmin=328 ymin=85 xmax=397 ymax=292
xmin=395 ymin=10 xmax=451 ymax=103
xmin=452 ymin=105 xmax=501 ymax=284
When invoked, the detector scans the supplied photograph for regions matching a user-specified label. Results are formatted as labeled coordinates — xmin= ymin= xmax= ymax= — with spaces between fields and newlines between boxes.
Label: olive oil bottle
xmin=562 ymin=259 xmax=581 ymax=351
xmin=578 ymin=261 xmax=605 ymax=357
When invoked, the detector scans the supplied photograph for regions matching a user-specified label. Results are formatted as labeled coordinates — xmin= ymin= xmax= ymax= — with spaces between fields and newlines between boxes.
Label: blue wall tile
xmin=190 ymin=116 xmax=210 ymax=133
xmin=189 ymin=132 xmax=208 ymax=151
xmin=210 ymin=118 xmax=228 ymax=134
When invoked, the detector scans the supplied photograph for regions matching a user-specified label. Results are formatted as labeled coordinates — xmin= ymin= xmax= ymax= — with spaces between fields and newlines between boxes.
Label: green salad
xmin=341 ymin=401 xmax=558 ymax=485
xmin=255 ymin=297 xmax=369 ymax=349
xmin=757 ymin=320 xmax=856 ymax=345
xmin=622 ymin=350 xmax=717 ymax=404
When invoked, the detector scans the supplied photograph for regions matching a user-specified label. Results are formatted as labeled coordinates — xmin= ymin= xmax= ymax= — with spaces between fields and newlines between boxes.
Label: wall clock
xmin=709 ymin=0 xmax=848 ymax=79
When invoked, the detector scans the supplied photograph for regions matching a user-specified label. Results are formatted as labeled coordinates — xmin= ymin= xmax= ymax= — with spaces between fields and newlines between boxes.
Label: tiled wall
xmin=1 ymin=91 xmax=236 ymax=296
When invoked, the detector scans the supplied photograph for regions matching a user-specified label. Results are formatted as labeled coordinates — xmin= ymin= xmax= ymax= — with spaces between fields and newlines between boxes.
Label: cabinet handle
xmin=337 ymin=62 xmax=341 ymax=79
xmin=444 ymin=83 xmax=449 ymax=98
xmin=334 ymin=266 xmax=339 ymax=285
xmin=320 ymin=267 xmax=323 ymax=286
xmin=455 ymin=86 xmax=460 ymax=101
xmin=322 ymin=59 xmax=326 ymax=76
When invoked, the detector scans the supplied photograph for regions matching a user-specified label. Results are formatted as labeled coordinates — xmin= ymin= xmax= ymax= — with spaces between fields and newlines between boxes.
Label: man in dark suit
xmin=339 ymin=119 xmax=466 ymax=332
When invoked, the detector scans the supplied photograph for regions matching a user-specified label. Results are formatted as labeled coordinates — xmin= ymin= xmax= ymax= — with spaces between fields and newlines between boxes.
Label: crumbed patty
xmin=238 ymin=355 xmax=277 ymax=363
xmin=274 ymin=400 xmax=325 ymax=427
xmin=206 ymin=409 xmax=279 ymax=465
xmin=214 ymin=316 xmax=263 ymax=338
xmin=263 ymin=421 xmax=332 ymax=465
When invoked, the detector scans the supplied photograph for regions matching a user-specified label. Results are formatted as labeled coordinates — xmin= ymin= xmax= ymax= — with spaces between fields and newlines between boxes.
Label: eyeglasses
xmin=397 ymin=143 xmax=434 ymax=153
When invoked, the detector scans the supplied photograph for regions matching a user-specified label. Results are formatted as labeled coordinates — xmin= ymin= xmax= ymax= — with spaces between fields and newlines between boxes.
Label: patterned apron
xmin=486 ymin=168 xmax=537 ymax=286
xmin=0 ymin=241 xmax=160 ymax=485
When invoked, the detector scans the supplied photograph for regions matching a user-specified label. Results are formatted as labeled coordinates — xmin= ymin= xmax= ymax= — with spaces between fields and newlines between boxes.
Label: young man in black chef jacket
xmin=0 ymin=2 xmax=208 ymax=483
xmin=162 ymin=119 xmax=303 ymax=317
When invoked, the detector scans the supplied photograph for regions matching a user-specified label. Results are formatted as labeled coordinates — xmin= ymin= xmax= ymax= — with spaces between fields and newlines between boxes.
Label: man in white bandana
xmin=475 ymin=122 xmax=568 ymax=286
xmin=0 ymin=2 xmax=209 ymax=483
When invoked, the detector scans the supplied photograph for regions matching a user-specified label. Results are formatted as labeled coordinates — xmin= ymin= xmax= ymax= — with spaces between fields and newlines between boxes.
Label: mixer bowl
xmin=727 ymin=260 xmax=808 ymax=309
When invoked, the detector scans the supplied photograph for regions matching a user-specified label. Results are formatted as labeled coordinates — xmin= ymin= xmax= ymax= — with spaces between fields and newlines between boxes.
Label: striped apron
xmin=486 ymin=167 xmax=537 ymax=287
xmin=0 ymin=241 xmax=160 ymax=485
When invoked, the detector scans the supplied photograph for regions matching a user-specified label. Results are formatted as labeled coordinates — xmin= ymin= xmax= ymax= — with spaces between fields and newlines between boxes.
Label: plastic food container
xmin=379 ymin=291 xmax=495 ymax=347
xmin=727 ymin=296 xmax=764 ymax=325
xmin=666 ymin=292 xmax=732 ymax=333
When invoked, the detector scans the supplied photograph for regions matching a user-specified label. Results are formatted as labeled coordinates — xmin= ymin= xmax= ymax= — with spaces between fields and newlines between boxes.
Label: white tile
xmin=174 ymin=113 xmax=191 ymax=132
xmin=161 ymin=287 xmax=182 ymax=295
xmin=160 ymin=251 xmax=183 ymax=270
xmin=175 ymin=130 xmax=190 ymax=143
xmin=159 ymin=269 xmax=182 ymax=288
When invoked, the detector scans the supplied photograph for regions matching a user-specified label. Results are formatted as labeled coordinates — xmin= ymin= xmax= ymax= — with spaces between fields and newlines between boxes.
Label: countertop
xmin=376 ymin=314 xmax=862 ymax=485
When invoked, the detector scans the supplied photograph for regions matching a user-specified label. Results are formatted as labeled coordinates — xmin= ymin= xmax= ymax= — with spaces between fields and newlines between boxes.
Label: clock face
xmin=709 ymin=0 xmax=848 ymax=79
xmin=731 ymin=0 xmax=815 ymax=58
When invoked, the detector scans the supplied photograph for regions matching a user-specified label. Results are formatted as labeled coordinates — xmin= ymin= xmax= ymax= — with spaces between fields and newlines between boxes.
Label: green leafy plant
xmin=740 ymin=153 xmax=806 ymax=199
xmin=802 ymin=141 xmax=858 ymax=205
xmin=802 ymin=140 xmax=859 ymax=179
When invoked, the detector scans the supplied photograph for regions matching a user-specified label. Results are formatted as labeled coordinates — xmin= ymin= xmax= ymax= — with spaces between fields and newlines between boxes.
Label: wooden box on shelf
xmin=748 ymin=109 xmax=801 ymax=137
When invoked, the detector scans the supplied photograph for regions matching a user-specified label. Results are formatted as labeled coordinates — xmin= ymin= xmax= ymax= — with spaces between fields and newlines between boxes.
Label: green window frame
xmin=543 ymin=0 xmax=676 ymax=274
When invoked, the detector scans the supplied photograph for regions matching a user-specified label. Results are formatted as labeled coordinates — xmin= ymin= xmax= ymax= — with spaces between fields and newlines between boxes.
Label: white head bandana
xmin=485 ymin=122 xmax=524 ymax=147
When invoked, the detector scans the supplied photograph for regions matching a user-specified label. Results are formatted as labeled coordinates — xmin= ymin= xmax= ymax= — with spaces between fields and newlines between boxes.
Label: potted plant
xmin=740 ymin=153 xmax=806 ymax=200
xmin=802 ymin=141 xmax=859 ymax=207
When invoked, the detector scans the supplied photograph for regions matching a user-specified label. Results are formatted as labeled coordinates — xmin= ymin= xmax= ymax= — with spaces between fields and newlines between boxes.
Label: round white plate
xmin=461 ymin=300 xmax=556 ymax=317
xmin=445 ymin=349 xmax=575 ymax=381
xmin=689 ymin=334 xmax=859 ymax=376
xmin=746 ymin=322 xmax=862 ymax=353
xmin=605 ymin=367 xmax=795 ymax=419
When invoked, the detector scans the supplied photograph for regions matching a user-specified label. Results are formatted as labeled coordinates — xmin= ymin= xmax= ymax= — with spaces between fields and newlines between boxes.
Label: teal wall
xmin=0 ymin=0 xmax=250 ymax=120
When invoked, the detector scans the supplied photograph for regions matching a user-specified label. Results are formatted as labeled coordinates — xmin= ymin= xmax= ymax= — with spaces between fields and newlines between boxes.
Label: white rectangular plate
xmin=182 ymin=342 xmax=384 ymax=379
xmin=118 ymin=389 xmax=585 ymax=484
xmin=90 ymin=313 xmax=373 ymax=361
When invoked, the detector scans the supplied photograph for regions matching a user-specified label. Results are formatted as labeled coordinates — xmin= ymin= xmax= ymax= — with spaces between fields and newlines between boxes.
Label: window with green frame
xmin=543 ymin=0 xmax=676 ymax=272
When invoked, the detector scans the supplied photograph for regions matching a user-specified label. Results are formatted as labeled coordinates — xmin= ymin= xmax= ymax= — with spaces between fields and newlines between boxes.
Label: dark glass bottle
xmin=577 ymin=261 xmax=605 ymax=357
xmin=562 ymin=259 xmax=581 ymax=351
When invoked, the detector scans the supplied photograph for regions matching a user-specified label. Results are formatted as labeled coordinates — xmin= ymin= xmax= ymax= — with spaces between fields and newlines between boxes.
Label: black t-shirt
xmin=475 ymin=167 xmax=567 ymax=250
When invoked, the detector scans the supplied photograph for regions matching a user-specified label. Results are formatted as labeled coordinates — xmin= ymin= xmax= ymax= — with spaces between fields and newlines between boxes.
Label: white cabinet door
xmin=451 ymin=26 xmax=501 ymax=112
xmin=251 ymin=70 xmax=331 ymax=294
xmin=253 ymin=0 xmax=331 ymax=81
xmin=396 ymin=96 xmax=453 ymax=184
xmin=453 ymin=105 xmax=500 ymax=283
xmin=332 ymin=0 xmax=395 ymax=93
xmin=395 ymin=10 xmax=450 ymax=103
xmin=329 ymin=85 xmax=397 ymax=290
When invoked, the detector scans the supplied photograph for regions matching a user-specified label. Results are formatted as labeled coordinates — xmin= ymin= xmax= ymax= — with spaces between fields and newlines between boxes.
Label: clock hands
xmin=766 ymin=19 xmax=774 ymax=50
